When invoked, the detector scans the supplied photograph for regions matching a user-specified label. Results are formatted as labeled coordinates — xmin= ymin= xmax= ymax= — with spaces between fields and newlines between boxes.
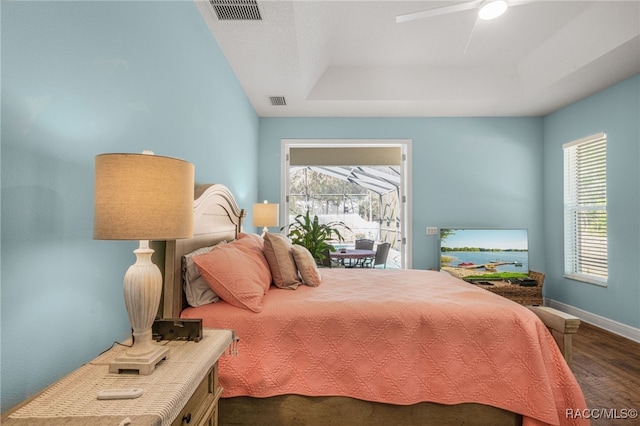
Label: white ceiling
xmin=195 ymin=0 xmax=640 ymax=117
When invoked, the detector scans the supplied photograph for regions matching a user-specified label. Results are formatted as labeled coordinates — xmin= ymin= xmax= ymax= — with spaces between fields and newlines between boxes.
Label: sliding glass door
xmin=281 ymin=139 xmax=411 ymax=269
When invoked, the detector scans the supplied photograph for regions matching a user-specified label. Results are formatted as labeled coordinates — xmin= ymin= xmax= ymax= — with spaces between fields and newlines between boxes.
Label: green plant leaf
xmin=281 ymin=210 xmax=351 ymax=263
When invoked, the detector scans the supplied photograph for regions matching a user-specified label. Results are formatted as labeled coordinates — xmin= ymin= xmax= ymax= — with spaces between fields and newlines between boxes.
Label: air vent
xmin=269 ymin=96 xmax=287 ymax=106
xmin=211 ymin=0 xmax=262 ymax=20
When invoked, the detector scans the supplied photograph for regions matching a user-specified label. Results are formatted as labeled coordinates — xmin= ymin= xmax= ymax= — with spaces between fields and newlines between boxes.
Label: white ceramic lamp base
xmin=109 ymin=345 xmax=169 ymax=375
xmin=109 ymin=241 xmax=169 ymax=375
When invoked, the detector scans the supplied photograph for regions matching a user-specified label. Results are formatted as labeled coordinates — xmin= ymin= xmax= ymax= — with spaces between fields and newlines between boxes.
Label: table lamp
xmin=94 ymin=152 xmax=194 ymax=374
xmin=253 ymin=200 xmax=279 ymax=235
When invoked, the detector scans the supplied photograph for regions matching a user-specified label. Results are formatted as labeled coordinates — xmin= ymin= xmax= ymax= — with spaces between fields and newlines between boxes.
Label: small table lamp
xmin=253 ymin=200 xmax=279 ymax=235
xmin=94 ymin=152 xmax=194 ymax=374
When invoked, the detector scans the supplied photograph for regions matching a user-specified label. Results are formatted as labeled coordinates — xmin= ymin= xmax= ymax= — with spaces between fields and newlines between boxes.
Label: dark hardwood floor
xmin=571 ymin=322 xmax=640 ymax=425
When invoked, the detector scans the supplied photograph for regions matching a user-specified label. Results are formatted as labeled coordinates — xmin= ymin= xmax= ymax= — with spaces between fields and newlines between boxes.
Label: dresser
xmin=2 ymin=329 xmax=233 ymax=426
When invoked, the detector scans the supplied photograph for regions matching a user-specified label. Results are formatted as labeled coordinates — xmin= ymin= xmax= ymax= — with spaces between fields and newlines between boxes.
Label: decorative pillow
xmin=234 ymin=233 xmax=271 ymax=294
xmin=291 ymin=244 xmax=322 ymax=287
xmin=237 ymin=232 xmax=264 ymax=250
xmin=263 ymin=233 xmax=301 ymax=290
xmin=193 ymin=241 xmax=271 ymax=312
xmin=182 ymin=242 xmax=225 ymax=307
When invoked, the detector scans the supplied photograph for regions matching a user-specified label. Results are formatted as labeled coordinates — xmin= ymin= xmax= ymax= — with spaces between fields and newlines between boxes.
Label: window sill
xmin=564 ymin=273 xmax=608 ymax=287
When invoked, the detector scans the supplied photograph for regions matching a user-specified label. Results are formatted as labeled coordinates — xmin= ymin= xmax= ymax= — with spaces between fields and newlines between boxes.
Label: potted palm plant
xmin=283 ymin=210 xmax=350 ymax=264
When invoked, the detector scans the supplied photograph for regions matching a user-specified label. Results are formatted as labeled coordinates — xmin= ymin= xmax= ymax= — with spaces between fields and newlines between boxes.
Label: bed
xmin=161 ymin=184 xmax=588 ymax=426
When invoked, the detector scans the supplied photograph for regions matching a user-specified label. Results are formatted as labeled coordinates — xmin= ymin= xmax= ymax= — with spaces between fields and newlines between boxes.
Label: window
xmin=563 ymin=132 xmax=607 ymax=285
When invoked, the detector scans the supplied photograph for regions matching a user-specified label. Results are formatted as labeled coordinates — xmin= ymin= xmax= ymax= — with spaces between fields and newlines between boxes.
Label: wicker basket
xmin=478 ymin=271 xmax=545 ymax=306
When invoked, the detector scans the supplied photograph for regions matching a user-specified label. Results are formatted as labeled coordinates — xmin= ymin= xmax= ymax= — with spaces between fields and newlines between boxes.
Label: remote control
xmin=96 ymin=388 xmax=143 ymax=400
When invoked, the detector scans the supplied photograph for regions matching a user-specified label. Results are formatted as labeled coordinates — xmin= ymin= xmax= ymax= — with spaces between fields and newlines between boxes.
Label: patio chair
xmin=355 ymin=239 xmax=374 ymax=250
xmin=364 ymin=242 xmax=391 ymax=268
xmin=320 ymin=248 xmax=333 ymax=268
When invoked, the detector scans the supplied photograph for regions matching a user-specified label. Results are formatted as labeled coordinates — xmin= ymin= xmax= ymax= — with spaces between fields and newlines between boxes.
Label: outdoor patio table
xmin=330 ymin=249 xmax=375 ymax=267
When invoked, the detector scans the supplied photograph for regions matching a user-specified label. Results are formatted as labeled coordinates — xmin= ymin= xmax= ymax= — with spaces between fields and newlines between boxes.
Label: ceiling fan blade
xmin=463 ymin=14 xmax=481 ymax=55
xmin=396 ymin=0 xmax=483 ymax=23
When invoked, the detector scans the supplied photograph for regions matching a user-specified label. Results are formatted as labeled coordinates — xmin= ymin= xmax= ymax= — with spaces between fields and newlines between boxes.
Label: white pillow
xmin=182 ymin=242 xmax=226 ymax=307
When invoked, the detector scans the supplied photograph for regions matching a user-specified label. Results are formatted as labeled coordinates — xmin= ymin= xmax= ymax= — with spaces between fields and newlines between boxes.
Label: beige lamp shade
xmin=94 ymin=153 xmax=195 ymax=240
xmin=253 ymin=201 xmax=279 ymax=228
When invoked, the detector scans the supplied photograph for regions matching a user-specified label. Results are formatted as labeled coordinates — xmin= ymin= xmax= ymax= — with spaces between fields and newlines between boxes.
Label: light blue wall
xmin=1 ymin=1 xmax=258 ymax=411
xmin=2 ymin=0 xmax=637 ymax=414
xmin=258 ymin=117 xmax=545 ymax=271
xmin=542 ymin=74 xmax=640 ymax=328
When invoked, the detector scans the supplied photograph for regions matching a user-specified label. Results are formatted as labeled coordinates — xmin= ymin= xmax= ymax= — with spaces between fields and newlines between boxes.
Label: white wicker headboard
xmin=161 ymin=183 xmax=245 ymax=319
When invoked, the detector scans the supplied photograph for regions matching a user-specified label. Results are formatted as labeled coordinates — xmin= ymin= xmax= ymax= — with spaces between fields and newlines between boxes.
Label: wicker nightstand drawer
xmin=172 ymin=364 xmax=222 ymax=426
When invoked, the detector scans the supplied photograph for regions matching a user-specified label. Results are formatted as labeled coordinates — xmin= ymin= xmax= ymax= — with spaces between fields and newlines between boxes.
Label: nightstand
xmin=2 ymin=329 xmax=233 ymax=426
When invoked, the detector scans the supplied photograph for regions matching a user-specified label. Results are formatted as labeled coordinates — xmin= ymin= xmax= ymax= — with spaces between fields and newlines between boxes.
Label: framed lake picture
xmin=439 ymin=228 xmax=529 ymax=280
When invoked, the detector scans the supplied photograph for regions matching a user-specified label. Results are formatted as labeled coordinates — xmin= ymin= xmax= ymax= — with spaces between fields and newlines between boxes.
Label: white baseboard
xmin=545 ymin=298 xmax=640 ymax=343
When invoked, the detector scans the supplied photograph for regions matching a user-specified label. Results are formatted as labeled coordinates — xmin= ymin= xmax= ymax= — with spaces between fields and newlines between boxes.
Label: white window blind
xmin=563 ymin=132 xmax=608 ymax=285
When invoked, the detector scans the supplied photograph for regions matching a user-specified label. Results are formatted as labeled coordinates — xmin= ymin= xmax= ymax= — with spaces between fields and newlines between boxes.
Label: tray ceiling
xmin=195 ymin=0 xmax=640 ymax=117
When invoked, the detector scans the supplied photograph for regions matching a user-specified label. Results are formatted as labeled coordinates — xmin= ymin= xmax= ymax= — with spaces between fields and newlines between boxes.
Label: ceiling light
xmin=478 ymin=0 xmax=508 ymax=20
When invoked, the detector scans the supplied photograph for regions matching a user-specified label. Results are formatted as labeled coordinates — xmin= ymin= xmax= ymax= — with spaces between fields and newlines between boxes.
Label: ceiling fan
xmin=396 ymin=0 xmax=532 ymax=24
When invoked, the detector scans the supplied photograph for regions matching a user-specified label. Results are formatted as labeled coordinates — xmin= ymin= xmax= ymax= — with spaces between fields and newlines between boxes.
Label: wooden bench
xmin=528 ymin=306 xmax=580 ymax=367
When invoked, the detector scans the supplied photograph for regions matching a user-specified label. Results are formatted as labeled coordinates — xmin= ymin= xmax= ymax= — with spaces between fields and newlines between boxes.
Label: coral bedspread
xmin=181 ymin=269 xmax=587 ymax=426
